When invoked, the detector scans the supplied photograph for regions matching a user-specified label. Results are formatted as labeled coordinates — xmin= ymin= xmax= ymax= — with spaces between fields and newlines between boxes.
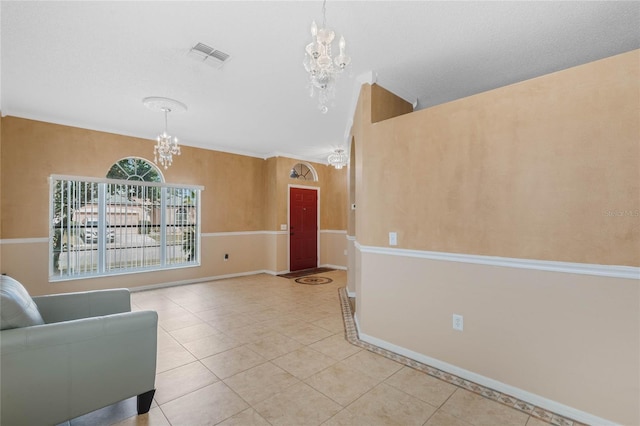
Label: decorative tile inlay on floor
xmin=337 ymin=287 xmax=586 ymax=426
xmin=295 ymin=276 xmax=333 ymax=285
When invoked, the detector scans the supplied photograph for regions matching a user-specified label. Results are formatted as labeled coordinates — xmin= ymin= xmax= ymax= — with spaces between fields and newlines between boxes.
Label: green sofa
xmin=0 ymin=276 xmax=158 ymax=425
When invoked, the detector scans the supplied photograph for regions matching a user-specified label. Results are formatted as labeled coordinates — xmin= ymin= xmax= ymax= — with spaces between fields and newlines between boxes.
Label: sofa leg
xmin=137 ymin=389 xmax=155 ymax=415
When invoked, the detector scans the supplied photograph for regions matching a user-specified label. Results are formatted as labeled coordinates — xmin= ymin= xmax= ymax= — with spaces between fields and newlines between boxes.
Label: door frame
xmin=287 ymin=184 xmax=320 ymax=272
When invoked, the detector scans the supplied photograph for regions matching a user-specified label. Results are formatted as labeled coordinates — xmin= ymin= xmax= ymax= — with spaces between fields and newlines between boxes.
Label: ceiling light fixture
xmin=303 ymin=0 xmax=351 ymax=114
xmin=143 ymin=97 xmax=187 ymax=170
xmin=328 ymin=148 xmax=349 ymax=169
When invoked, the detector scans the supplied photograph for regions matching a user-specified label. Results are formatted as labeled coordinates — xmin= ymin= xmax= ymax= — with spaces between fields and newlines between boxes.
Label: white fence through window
xmin=50 ymin=175 xmax=202 ymax=281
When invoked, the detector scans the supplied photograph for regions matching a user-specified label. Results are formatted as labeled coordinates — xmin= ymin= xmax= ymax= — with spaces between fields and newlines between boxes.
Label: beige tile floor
xmin=64 ymin=270 xmax=550 ymax=426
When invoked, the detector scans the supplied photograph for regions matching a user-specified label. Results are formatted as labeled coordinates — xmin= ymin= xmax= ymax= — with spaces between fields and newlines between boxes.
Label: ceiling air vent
xmin=187 ymin=42 xmax=231 ymax=69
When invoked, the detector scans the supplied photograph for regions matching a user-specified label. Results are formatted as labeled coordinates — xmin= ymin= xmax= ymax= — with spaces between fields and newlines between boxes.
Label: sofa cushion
xmin=0 ymin=276 xmax=45 ymax=330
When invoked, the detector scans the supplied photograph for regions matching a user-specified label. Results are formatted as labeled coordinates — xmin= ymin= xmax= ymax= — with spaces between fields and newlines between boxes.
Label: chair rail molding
xmin=356 ymin=244 xmax=639 ymax=280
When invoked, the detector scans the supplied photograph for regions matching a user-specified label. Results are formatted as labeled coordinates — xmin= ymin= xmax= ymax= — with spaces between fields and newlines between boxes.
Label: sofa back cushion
xmin=0 ymin=276 xmax=45 ymax=330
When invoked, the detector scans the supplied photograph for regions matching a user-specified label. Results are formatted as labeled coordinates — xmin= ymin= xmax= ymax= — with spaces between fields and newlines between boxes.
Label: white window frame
xmin=49 ymin=174 xmax=203 ymax=282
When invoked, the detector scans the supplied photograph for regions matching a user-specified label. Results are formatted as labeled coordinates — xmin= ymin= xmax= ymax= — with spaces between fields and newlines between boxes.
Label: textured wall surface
xmin=361 ymin=51 xmax=639 ymax=266
xmin=0 ymin=117 xmax=347 ymax=292
xmin=351 ymin=50 xmax=639 ymax=425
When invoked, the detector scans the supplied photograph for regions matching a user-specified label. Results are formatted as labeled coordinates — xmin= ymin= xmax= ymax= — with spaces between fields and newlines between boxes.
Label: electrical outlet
xmin=453 ymin=314 xmax=463 ymax=331
xmin=389 ymin=232 xmax=398 ymax=246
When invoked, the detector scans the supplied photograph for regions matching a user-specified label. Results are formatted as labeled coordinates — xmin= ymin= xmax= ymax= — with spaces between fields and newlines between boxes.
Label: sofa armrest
xmin=1 ymin=310 xmax=158 ymax=425
xmin=33 ymin=288 xmax=131 ymax=323
xmin=0 ymin=310 xmax=155 ymax=354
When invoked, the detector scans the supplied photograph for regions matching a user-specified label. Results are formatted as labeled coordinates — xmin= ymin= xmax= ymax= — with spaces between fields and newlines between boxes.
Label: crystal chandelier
xmin=303 ymin=0 xmax=351 ymax=114
xmin=153 ymin=108 xmax=180 ymax=169
xmin=328 ymin=148 xmax=349 ymax=169
xmin=143 ymin=97 xmax=187 ymax=170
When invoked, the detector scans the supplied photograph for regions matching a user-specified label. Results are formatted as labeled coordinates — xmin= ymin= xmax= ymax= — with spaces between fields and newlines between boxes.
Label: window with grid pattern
xmin=50 ymin=162 xmax=202 ymax=281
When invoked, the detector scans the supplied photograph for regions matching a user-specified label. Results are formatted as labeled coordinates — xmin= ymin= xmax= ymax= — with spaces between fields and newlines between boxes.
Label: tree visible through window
xmin=50 ymin=158 xmax=202 ymax=281
xmin=106 ymin=158 xmax=162 ymax=182
xmin=290 ymin=163 xmax=317 ymax=181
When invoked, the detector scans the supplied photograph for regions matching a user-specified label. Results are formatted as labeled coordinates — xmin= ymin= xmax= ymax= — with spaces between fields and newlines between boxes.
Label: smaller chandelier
xmin=328 ymin=148 xmax=348 ymax=169
xmin=143 ymin=97 xmax=187 ymax=170
xmin=154 ymin=108 xmax=180 ymax=170
xmin=303 ymin=0 xmax=351 ymax=114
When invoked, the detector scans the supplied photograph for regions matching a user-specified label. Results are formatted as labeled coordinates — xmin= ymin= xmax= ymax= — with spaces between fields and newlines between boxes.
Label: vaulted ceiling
xmin=2 ymin=1 xmax=638 ymax=163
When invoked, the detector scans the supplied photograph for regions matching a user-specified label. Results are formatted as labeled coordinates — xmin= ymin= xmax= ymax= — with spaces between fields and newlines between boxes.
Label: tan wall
xmin=361 ymin=51 xmax=639 ymax=266
xmin=1 ymin=234 xmax=271 ymax=296
xmin=204 ymin=151 xmax=266 ymax=233
xmin=319 ymin=231 xmax=347 ymax=268
xmin=358 ymin=250 xmax=639 ymax=425
xmin=321 ymin=161 xmax=348 ymax=231
xmin=200 ymin=234 xmax=268 ymax=278
xmin=350 ymin=84 xmax=371 ymax=239
xmin=0 ymin=115 xmax=3 ymax=243
xmin=348 ymin=137 xmax=356 ymax=237
xmin=263 ymin=157 xmax=279 ymax=232
xmin=352 ymin=50 xmax=640 ymax=424
xmin=0 ymin=117 xmax=347 ymax=292
xmin=345 ymin=237 xmax=356 ymax=295
xmin=0 ymin=117 xmax=268 ymax=237
xmin=370 ymin=84 xmax=413 ymax=123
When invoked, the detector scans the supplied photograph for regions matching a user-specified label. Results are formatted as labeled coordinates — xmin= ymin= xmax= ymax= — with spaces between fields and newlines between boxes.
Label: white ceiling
xmin=1 ymin=1 xmax=638 ymax=163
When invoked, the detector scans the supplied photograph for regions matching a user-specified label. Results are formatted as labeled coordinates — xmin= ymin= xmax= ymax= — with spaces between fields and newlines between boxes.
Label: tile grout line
xmin=337 ymin=287 xmax=584 ymax=426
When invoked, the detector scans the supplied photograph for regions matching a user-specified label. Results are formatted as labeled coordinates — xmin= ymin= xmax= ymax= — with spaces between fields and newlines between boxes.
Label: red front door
xmin=290 ymin=187 xmax=318 ymax=271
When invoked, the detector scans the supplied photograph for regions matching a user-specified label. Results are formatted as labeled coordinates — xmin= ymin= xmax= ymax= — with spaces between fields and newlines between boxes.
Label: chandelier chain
xmin=322 ymin=0 xmax=327 ymax=29
xmin=163 ymin=108 xmax=169 ymax=133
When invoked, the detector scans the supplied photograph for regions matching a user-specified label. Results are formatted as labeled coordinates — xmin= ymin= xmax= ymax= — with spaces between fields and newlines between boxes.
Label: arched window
xmin=289 ymin=162 xmax=318 ymax=181
xmin=106 ymin=158 xmax=163 ymax=182
xmin=105 ymin=158 xmax=162 ymax=213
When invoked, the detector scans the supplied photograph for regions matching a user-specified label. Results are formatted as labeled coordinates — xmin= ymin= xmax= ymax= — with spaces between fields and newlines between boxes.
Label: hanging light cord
xmin=163 ymin=108 xmax=170 ymax=134
xmin=322 ymin=0 xmax=327 ymax=28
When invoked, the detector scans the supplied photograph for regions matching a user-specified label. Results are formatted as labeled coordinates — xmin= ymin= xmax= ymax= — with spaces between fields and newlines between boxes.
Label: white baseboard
xmin=264 ymin=269 xmax=289 ymax=276
xmin=354 ymin=328 xmax=617 ymax=426
xmin=130 ymin=269 xmax=279 ymax=292
xmin=320 ymin=264 xmax=347 ymax=271
xmin=132 ymin=266 xmax=347 ymax=291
